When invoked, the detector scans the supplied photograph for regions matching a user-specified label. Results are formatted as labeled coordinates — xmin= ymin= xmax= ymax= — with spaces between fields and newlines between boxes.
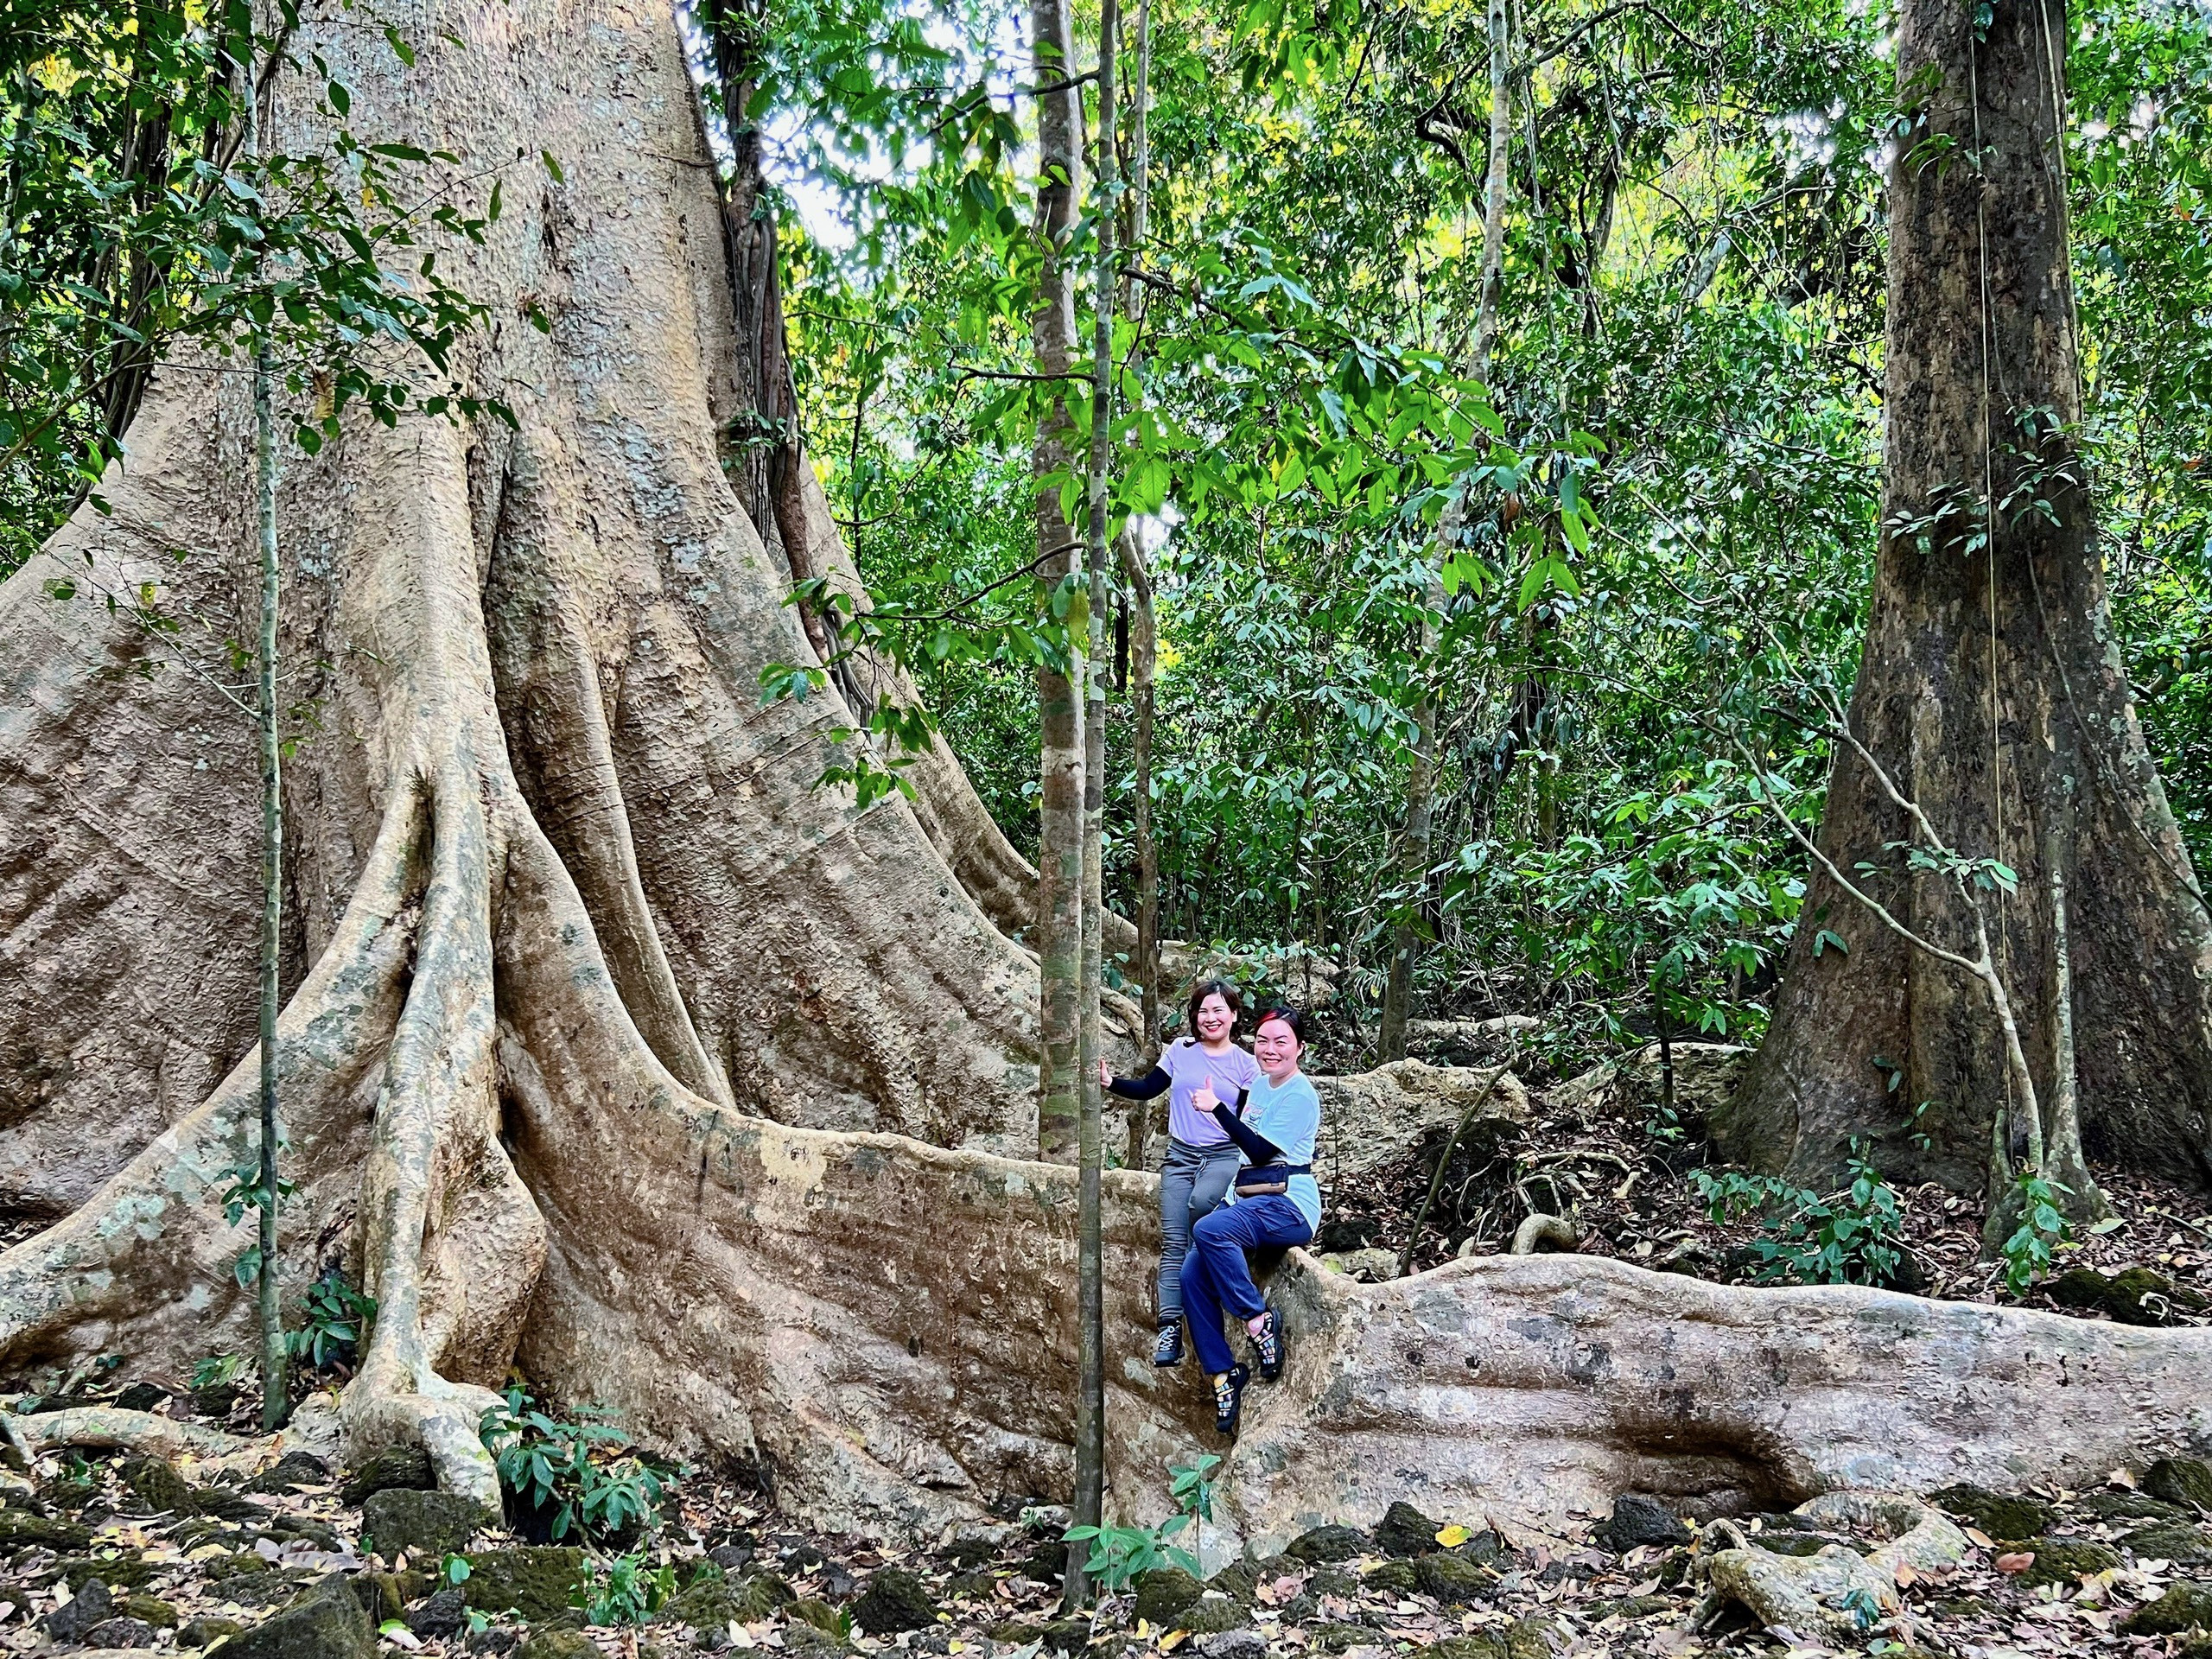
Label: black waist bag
xmin=1235 ymin=1162 xmax=1311 ymax=1197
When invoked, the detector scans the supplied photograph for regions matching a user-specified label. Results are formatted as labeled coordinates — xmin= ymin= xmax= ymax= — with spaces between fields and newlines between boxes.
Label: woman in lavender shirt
xmin=1098 ymin=979 xmax=1261 ymax=1366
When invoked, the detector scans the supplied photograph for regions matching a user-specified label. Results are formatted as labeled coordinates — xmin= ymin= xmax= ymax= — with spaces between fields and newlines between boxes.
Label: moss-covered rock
xmin=0 ymin=1507 xmax=91 ymax=1554
xmin=1133 ymin=1566 xmax=1205 ymax=1626
xmin=1306 ymin=1566 xmax=1357 ymax=1599
xmin=1284 ymin=1524 xmax=1370 ymax=1564
xmin=192 ymin=1488 xmax=274 ymax=1524
xmin=1414 ymin=1551 xmax=1497 ymax=1604
xmin=1423 ymin=1637 xmax=1510 ymax=1659
xmin=851 ymin=1566 xmax=937 ymax=1635
xmin=2123 ymin=1581 xmax=2212 ymax=1636
xmin=990 ymin=1621 xmax=1052 ymax=1646
xmin=177 ymin=1614 xmax=246 ymax=1648
xmin=1179 ymin=1594 xmax=1249 ymax=1634
xmin=1357 ymin=1559 xmax=1420 ymax=1595
xmin=120 ymin=1593 xmax=178 ymax=1628
xmin=1373 ymin=1500 xmax=1443 ymax=1557
xmin=1042 ymin=1614 xmax=1100 ymax=1654
xmin=209 ymin=1578 xmax=376 ymax=1657
xmin=2071 ymin=1491 xmax=2190 ymax=1524
xmin=120 ymin=1455 xmax=192 ymax=1514
xmin=2148 ymin=1459 xmax=2212 ymax=1512
xmin=59 ymin=1554 xmax=160 ymax=1591
xmin=461 ymin=1546 xmax=589 ymax=1623
xmin=786 ymin=1622 xmax=851 ymax=1659
xmin=2126 ymin=1522 xmax=2212 ymax=1564
xmin=1997 ymin=1537 xmax=2121 ymax=1587
xmin=789 ymin=1598 xmax=846 ymax=1635
xmin=1309 ymin=1623 xmax=1373 ymax=1652
xmin=240 ymin=1452 xmax=329 ymax=1496
xmin=517 ymin=1632 xmax=601 ymax=1659
xmin=338 ymin=1444 xmax=436 ymax=1507
xmin=659 ymin=1571 xmax=793 ymax=1634
xmin=1928 ymin=1483 xmax=2055 ymax=1540
xmin=1209 ymin=1560 xmax=1265 ymax=1603
xmin=362 ymin=1487 xmax=491 ymax=1559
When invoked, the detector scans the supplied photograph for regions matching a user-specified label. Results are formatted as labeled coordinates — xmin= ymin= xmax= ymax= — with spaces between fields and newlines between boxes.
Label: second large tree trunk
xmin=1720 ymin=0 xmax=2212 ymax=1194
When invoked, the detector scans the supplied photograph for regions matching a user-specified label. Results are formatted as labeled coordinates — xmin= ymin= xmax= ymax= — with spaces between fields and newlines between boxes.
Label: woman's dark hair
xmin=1185 ymin=977 xmax=1244 ymax=1037
xmin=1255 ymin=1005 xmax=1306 ymax=1044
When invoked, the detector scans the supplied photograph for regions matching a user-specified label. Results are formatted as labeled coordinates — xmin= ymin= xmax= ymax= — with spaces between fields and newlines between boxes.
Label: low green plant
xmin=440 ymin=1553 xmax=473 ymax=1588
xmin=1998 ymin=1168 xmax=2073 ymax=1295
xmin=478 ymin=1382 xmax=668 ymax=1544
xmin=1064 ymin=1452 xmax=1223 ymax=1591
xmin=574 ymin=1550 xmax=677 ymax=1625
xmin=1692 ymin=1146 xmax=1907 ymax=1287
xmin=286 ymin=1269 xmax=377 ymax=1370
xmin=190 ymin=1353 xmax=251 ymax=1390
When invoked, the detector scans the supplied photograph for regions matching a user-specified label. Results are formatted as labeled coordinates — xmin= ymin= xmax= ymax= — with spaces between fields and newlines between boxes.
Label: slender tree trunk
xmin=244 ymin=41 xmax=288 ymax=1435
xmin=1066 ymin=0 xmax=1117 ymax=1606
xmin=1120 ymin=0 xmax=1162 ymax=1156
xmin=1378 ymin=0 xmax=1510 ymax=1061
xmin=1033 ymin=0 xmax=1084 ymax=1162
xmin=1721 ymin=0 xmax=2212 ymax=1201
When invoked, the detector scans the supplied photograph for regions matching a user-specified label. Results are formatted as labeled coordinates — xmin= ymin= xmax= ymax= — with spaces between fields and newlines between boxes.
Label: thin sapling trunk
xmin=1033 ymin=0 xmax=1084 ymax=1162
xmin=245 ymin=41 xmax=288 ymax=1434
xmin=1066 ymin=0 xmax=1116 ymax=1606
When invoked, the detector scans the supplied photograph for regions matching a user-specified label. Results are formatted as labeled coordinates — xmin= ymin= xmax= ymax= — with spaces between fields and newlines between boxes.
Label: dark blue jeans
xmin=1179 ymin=1195 xmax=1313 ymax=1376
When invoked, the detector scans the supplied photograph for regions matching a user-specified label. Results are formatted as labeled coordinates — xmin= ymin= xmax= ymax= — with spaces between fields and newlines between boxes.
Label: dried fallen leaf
xmin=1160 ymin=1631 xmax=1189 ymax=1653
xmin=1435 ymin=1523 xmax=1472 ymax=1548
xmin=1995 ymin=1552 xmax=2037 ymax=1576
xmin=1964 ymin=1527 xmax=1995 ymax=1548
xmin=2109 ymin=1467 xmax=2139 ymax=1490
xmin=1895 ymin=1563 xmax=1917 ymax=1588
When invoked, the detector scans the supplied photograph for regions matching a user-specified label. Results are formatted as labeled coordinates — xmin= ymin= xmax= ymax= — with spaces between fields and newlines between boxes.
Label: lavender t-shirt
xmin=1160 ymin=1039 xmax=1262 ymax=1147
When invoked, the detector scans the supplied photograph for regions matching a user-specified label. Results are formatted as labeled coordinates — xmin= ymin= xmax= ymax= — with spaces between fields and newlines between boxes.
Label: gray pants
xmin=1158 ymin=1138 xmax=1244 ymax=1324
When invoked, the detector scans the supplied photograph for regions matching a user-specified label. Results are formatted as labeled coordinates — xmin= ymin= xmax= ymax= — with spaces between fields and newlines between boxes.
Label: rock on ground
xmin=1315 ymin=1064 xmax=1530 ymax=1181
xmin=363 ymin=1485 xmax=494 ymax=1558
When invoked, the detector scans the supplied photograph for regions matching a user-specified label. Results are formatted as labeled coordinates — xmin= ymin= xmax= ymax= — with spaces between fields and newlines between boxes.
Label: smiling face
xmin=1194 ymin=992 xmax=1235 ymax=1045
xmin=1254 ymin=1014 xmax=1302 ymax=1083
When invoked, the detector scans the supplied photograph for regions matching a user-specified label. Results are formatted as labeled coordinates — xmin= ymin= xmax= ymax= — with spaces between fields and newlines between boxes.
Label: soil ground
xmin=6 ymin=1436 xmax=2210 ymax=1658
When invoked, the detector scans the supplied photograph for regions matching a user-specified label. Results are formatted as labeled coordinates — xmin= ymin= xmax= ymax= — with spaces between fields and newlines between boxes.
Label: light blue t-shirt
xmin=1237 ymin=1071 xmax=1323 ymax=1234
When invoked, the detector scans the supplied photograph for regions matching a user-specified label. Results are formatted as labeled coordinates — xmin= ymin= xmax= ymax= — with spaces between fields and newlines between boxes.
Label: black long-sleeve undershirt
xmin=1211 ymin=1102 xmax=1285 ymax=1166
xmin=1104 ymin=1065 xmax=1172 ymax=1102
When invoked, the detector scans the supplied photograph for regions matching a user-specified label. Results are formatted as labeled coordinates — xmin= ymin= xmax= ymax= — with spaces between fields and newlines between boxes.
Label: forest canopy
xmin=736 ymin=0 xmax=2212 ymax=1086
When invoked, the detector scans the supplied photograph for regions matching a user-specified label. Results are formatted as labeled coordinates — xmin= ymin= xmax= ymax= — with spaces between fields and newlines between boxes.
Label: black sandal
xmin=1250 ymin=1306 xmax=1283 ymax=1381
xmin=1212 ymin=1363 xmax=1250 ymax=1437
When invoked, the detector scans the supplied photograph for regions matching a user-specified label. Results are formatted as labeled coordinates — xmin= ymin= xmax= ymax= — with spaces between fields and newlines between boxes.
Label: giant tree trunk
xmin=6 ymin=0 xmax=2210 ymax=1546
xmin=1719 ymin=0 xmax=2212 ymax=1193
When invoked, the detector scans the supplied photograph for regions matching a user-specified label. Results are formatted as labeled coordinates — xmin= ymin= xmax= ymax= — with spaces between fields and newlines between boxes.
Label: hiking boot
xmin=1250 ymin=1306 xmax=1283 ymax=1381
xmin=1152 ymin=1322 xmax=1185 ymax=1368
xmin=1212 ymin=1363 xmax=1251 ymax=1438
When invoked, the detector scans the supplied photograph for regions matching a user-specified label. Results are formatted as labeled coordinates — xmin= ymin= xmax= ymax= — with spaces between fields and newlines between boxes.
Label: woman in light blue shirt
xmin=1180 ymin=1006 xmax=1323 ymax=1436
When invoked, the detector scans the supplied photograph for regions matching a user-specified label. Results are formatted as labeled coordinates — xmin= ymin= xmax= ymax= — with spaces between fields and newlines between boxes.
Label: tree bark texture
xmin=1033 ymin=0 xmax=1085 ymax=1162
xmin=1720 ymin=0 xmax=2212 ymax=1193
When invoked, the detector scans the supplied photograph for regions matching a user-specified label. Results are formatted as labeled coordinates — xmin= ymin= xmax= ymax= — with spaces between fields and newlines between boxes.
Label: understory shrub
xmin=478 ymin=1382 xmax=669 ymax=1544
xmin=1691 ymin=1147 xmax=1906 ymax=1287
